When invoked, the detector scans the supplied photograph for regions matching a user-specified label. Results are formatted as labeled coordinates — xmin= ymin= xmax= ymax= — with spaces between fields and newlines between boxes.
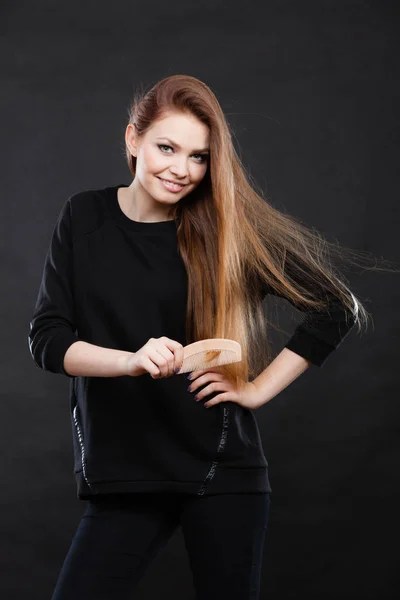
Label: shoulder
xmin=65 ymin=186 xmax=112 ymax=241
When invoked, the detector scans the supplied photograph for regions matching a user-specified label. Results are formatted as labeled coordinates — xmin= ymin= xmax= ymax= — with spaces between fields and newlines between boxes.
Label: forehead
xmin=147 ymin=110 xmax=210 ymax=146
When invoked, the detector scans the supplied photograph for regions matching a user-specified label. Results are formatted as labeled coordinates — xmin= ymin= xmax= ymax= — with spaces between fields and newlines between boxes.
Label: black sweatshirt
xmin=28 ymin=184 xmax=357 ymax=500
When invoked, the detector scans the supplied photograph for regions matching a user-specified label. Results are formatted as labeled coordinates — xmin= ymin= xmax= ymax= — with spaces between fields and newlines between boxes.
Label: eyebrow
xmin=155 ymin=137 xmax=210 ymax=153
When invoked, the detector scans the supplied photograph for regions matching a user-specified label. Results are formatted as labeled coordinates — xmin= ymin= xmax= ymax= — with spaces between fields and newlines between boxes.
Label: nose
xmin=169 ymin=156 xmax=188 ymax=178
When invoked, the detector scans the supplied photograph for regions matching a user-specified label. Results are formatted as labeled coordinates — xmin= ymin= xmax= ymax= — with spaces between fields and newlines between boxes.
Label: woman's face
xmin=126 ymin=110 xmax=210 ymax=205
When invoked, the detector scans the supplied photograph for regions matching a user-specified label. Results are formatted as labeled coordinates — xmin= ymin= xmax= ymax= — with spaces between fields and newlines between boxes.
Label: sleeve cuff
xmin=45 ymin=329 xmax=80 ymax=377
xmin=284 ymin=328 xmax=336 ymax=367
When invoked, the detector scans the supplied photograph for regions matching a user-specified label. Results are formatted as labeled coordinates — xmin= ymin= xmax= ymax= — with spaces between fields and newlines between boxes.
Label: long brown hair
xmin=123 ymin=74 xmax=396 ymax=387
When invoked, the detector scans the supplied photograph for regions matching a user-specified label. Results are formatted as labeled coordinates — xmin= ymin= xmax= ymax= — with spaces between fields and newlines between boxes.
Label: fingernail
xmin=174 ymin=367 xmax=180 ymax=373
xmin=187 ymin=373 xmax=192 ymax=380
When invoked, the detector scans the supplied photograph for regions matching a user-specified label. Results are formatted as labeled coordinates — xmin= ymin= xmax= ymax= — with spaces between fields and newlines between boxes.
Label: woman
xmin=28 ymin=74 xmax=367 ymax=599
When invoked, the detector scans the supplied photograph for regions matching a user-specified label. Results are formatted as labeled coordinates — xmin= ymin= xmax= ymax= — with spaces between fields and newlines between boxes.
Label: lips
xmin=158 ymin=177 xmax=187 ymax=186
xmin=157 ymin=177 xmax=188 ymax=194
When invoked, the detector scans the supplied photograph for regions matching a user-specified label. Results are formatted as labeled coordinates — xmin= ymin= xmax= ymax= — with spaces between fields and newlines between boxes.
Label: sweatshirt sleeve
xmin=261 ymin=269 xmax=358 ymax=367
xmin=28 ymin=198 xmax=80 ymax=377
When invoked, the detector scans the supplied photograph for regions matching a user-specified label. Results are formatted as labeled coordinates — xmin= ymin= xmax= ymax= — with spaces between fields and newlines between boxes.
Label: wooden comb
xmin=175 ymin=338 xmax=242 ymax=375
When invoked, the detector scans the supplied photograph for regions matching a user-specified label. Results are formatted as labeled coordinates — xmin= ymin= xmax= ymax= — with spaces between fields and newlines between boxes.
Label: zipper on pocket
xmin=72 ymin=405 xmax=92 ymax=492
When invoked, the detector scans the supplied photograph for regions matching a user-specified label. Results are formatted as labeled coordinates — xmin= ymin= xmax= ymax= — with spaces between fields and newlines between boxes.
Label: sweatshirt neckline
xmin=107 ymin=184 xmax=177 ymax=232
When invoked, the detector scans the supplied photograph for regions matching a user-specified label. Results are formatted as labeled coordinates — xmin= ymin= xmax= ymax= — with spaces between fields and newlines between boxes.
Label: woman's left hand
xmin=186 ymin=368 xmax=262 ymax=410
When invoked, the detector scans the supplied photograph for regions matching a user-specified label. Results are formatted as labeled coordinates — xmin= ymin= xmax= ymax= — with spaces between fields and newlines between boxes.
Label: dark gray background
xmin=2 ymin=1 xmax=399 ymax=598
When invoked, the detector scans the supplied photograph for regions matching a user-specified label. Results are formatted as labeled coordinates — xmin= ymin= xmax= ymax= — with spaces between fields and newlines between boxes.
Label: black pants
xmin=50 ymin=491 xmax=271 ymax=600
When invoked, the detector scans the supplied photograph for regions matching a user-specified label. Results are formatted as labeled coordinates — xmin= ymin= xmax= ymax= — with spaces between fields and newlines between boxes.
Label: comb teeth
xmin=179 ymin=349 xmax=240 ymax=374
xmin=174 ymin=338 xmax=242 ymax=375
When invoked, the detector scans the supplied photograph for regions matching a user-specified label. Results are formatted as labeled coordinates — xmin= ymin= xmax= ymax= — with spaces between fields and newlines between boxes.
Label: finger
xmin=174 ymin=346 xmax=185 ymax=374
xmin=160 ymin=338 xmax=184 ymax=376
xmin=153 ymin=347 xmax=174 ymax=378
xmin=190 ymin=368 xmax=217 ymax=380
xmin=192 ymin=369 xmax=207 ymax=374
xmin=204 ymin=392 xmax=230 ymax=408
xmin=190 ymin=372 xmax=225 ymax=392
xmin=195 ymin=381 xmax=228 ymax=402
xmin=145 ymin=356 xmax=162 ymax=379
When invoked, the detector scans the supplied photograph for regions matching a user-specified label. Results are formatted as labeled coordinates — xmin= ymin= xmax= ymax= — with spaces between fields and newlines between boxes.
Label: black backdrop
xmin=2 ymin=1 xmax=399 ymax=598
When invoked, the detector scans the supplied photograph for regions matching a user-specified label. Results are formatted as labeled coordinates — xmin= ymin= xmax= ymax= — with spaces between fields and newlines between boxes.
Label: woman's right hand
xmin=123 ymin=337 xmax=184 ymax=379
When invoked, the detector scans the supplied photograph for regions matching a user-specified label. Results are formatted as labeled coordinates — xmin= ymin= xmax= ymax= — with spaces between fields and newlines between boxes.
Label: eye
xmin=157 ymin=144 xmax=208 ymax=163
xmin=192 ymin=153 xmax=208 ymax=163
xmin=158 ymin=144 xmax=173 ymax=153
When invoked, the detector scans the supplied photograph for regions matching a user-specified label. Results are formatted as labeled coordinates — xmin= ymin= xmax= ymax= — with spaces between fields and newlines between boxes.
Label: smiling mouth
xmin=157 ymin=177 xmax=187 ymax=191
xmin=159 ymin=177 xmax=187 ymax=184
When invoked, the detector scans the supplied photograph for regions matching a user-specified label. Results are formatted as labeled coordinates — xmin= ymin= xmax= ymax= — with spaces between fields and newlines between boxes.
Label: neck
xmin=121 ymin=178 xmax=174 ymax=223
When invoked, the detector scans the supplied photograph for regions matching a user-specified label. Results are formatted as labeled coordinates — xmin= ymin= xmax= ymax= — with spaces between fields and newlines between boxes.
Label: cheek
xmin=138 ymin=147 xmax=164 ymax=176
xmin=191 ymin=163 xmax=208 ymax=183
